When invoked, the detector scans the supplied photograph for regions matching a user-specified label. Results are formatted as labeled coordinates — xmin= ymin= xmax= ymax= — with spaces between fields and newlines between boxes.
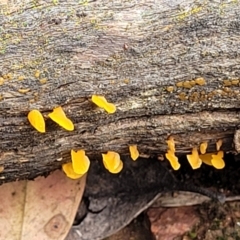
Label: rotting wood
xmin=0 ymin=0 xmax=240 ymax=182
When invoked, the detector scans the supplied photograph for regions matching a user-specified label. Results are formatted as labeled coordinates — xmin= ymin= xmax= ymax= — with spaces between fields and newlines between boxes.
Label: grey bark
xmin=0 ymin=0 xmax=240 ymax=182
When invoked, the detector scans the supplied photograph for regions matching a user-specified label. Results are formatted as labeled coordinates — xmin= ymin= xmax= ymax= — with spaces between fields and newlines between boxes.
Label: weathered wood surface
xmin=0 ymin=0 xmax=240 ymax=182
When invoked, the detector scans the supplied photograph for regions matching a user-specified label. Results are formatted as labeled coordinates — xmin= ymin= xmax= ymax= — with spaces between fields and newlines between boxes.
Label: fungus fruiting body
xmin=91 ymin=95 xmax=116 ymax=114
xmin=62 ymin=162 xmax=83 ymax=179
xmin=166 ymin=136 xmax=175 ymax=152
xmin=129 ymin=145 xmax=139 ymax=161
xmin=200 ymin=151 xmax=225 ymax=169
xmin=71 ymin=150 xmax=90 ymax=174
xmin=199 ymin=153 xmax=212 ymax=166
xmin=216 ymin=139 xmax=223 ymax=151
xmin=187 ymin=147 xmax=202 ymax=169
xmin=27 ymin=109 xmax=45 ymax=133
xmin=102 ymin=151 xmax=123 ymax=173
xmin=48 ymin=106 xmax=74 ymax=131
xmin=165 ymin=150 xmax=180 ymax=170
xmin=200 ymin=142 xmax=208 ymax=154
xmin=211 ymin=151 xmax=225 ymax=169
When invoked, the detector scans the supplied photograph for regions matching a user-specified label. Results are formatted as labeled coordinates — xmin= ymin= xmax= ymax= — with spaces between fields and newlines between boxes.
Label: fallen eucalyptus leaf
xmin=0 ymin=170 xmax=86 ymax=240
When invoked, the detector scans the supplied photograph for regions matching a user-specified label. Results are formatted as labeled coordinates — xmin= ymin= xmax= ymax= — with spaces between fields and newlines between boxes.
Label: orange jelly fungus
xmin=216 ymin=139 xmax=223 ymax=151
xmin=129 ymin=145 xmax=139 ymax=161
xmin=211 ymin=151 xmax=225 ymax=169
xmin=199 ymin=153 xmax=213 ymax=166
xmin=27 ymin=110 xmax=46 ymax=133
xmin=166 ymin=136 xmax=175 ymax=152
xmin=200 ymin=142 xmax=208 ymax=154
xmin=102 ymin=151 xmax=123 ymax=173
xmin=91 ymin=95 xmax=116 ymax=114
xmin=62 ymin=162 xmax=83 ymax=179
xmin=165 ymin=150 xmax=180 ymax=170
xmin=187 ymin=147 xmax=202 ymax=169
xmin=71 ymin=150 xmax=90 ymax=175
xmin=48 ymin=106 xmax=74 ymax=131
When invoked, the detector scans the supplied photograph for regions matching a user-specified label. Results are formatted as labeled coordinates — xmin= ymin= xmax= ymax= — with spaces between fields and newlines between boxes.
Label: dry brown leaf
xmin=0 ymin=170 xmax=86 ymax=240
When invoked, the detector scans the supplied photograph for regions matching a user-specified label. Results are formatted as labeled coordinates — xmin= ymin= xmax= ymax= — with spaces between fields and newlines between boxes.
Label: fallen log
xmin=0 ymin=0 xmax=239 ymax=182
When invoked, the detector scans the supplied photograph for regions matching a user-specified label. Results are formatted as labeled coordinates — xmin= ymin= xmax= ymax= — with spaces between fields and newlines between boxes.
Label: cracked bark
xmin=0 ymin=0 xmax=240 ymax=183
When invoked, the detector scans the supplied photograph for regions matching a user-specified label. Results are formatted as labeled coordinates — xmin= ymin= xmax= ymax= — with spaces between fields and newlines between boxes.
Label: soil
xmin=106 ymin=153 xmax=240 ymax=240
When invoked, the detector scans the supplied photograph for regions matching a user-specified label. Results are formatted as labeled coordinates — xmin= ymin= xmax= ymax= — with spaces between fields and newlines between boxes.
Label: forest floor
xmin=106 ymin=153 xmax=240 ymax=240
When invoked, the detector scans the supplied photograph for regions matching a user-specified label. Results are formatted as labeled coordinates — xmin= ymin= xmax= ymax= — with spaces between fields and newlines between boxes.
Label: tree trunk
xmin=0 ymin=0 xmax=240 ymax=182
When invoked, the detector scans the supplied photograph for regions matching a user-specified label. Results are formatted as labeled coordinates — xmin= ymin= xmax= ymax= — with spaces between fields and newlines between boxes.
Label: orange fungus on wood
xmin=28 ymin=110 xmax=46 ymax=133
xmin=166 ymin=136 xmax=175 ymax=152
xmin=48 ymin=106 xmax=74 ymax=131
xmin=216 ymin=139 xmax=223 ymax=151
xmin=187 ymin=147 xmax=202 ymax=169
xmin=211 ymin=151 xmax=225 ymax=169
xmin=71 ymin=150 xmax=90 ymax=175
xmin=165 ymin=150 xmax=180 ymax=170
xmin=200 ymin=142 xmax=208 ymax=154
xmin=62 ymin=162 xmax=83 ymax=179
xmin=91 ymin=95 xmax=116 ymax=114
xmin=129 ymin=145 xmax=139 ymax=161
xmin=102 ymin=151 xmax=123 ymax=173
xmin=200 ymin=153 xmax=213 ymax=166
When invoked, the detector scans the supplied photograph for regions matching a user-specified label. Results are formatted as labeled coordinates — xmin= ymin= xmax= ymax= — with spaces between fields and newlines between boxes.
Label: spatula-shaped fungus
xmin=165 ymin=150 xmax=180 ymax=170
xmin=91 ymin=95 xmax=116 ymax=114
xmin=71 ymin=150 xmax=90 ymax=175
xmin=48 ymin=106 xmax=74 ymax=131
xmin=102 ymin=151 xmax=123 ymax=173
xmin=129 ymin=145 xmax=139 ymax=161
xmin=166 ymin=136 xmax=175 ymax=152
xmin=27 ymin=110 xmax=46 ymax=133
xmin=187 ymin=147 xmax=202 ymax=169
xmin=211 ymin=151 xmax=225 ymax=169
xmin=216 ymin=139 xmax=223 ymax=151
xmin=62 ymin=162 xmax=83 ymax=179
xmin=200 ymin=142 xmax=208 ymax=154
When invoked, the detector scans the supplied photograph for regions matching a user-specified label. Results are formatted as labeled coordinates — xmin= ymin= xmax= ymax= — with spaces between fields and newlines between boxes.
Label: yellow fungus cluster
xmin=25 ymin=90 xmax=228 ymax=177
xmin=199 ymin=140 xmax=225 ymax=169
xmin=165 ymin=136 xmax=180 ymax=170
xmin=28 ymin=106 xmax=74 ymax=132
xmin=129 ymin=145 xmax=139 ymax=161
xmin=163 ymin=138 xmax=226 ymax=171
xmin=102 ymin=151 xmax=123 ymax=174
xmin=62 ymin=150 xmax=90 ymax=179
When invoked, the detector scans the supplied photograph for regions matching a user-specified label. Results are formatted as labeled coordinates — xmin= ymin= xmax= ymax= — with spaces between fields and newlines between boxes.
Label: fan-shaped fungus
xmin=28 ymin=110 xmax=46 ymax=133
xmin=48 ymin=106 xmax=74 ymax=131
xmin=71 ymin=150 xmax=90 ymax=175
xmin=91 ymin=95 xmax=116 ymax=114
xmin=187 ymin=147 xmax=202 ymax=169
xmin=129 ymin=145 xmax=139 ymax=161
xmin=62 ymin=162 xmax=83 ymax=179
